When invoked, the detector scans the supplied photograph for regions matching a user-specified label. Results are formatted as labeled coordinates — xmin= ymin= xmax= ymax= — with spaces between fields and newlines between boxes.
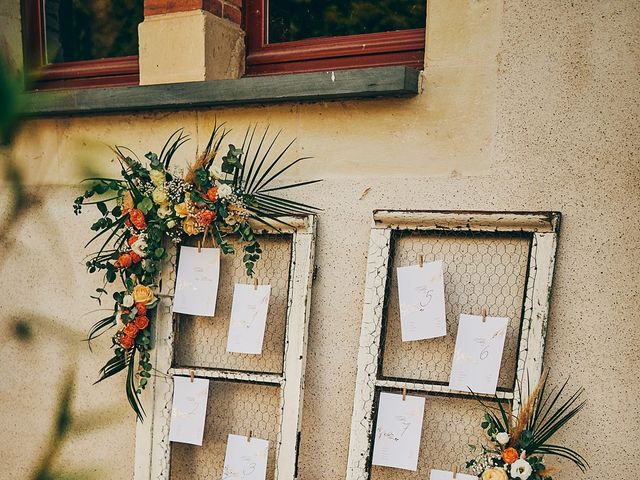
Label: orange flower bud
xmin=129 ymin=209 xmax=147 ymax=230
xmin=118 ymin=253 xmax=132 ymax=269
xmin=502 ymin=447 xmax=519 ymax=464
xmin=130 ymin=252 xmax=142 ymax=264
xmin=119 ymin=335 xmax=135 ymax=349
xmin=123 ymin=322 xmax=139 ymax=338
xmin=135 ymin=303 xmax=147 ymax=316
xmin=206 ymin=186 xmax=218 ymax=202
xmin=134 ymin=315 xmax=150 ymax=330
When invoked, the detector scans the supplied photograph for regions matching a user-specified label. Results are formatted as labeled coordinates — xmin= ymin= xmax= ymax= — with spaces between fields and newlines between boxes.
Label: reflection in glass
xmin=43 ymin=0 xmax=143 ymax=64
xmin=268 ymin=0 xmax=426 ymax=44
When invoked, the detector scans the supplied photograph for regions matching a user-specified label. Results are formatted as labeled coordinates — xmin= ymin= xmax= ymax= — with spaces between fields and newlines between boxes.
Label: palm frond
xmin=244 ymin=128 xmax=281 ymax=192
xmin=126 ymin=349 xmax=145 ymax=422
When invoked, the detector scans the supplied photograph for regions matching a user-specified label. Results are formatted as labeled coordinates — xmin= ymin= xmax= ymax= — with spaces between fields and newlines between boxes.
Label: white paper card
xmin=430 ymin=469 xmax=478 ymax=480
xmin=226 ymin=284 xmax=271 ymax=354
xmin=371 ymin=392 xmax=425 ymax=471
xmin=448 ymin=314 xmax=509 ymax=395
xmin=222 ymin=433 xmax=269 ymax=480
xmin=169 ymin=376 xmax=210 ymax=446
xmin=173 ymin=246 xmax=220 ymax=316
xmin=397 ymin=260 xmax=447 ymax=341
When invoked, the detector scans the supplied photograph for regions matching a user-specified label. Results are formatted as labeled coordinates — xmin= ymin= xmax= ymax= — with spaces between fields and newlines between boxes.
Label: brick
xmin=144 ymin=0 xmax=223 ymax=17
xmin=222 ymin=4 xmax=241 ymax=24
xmin=225 ymin=0 xmax=242 ymax=8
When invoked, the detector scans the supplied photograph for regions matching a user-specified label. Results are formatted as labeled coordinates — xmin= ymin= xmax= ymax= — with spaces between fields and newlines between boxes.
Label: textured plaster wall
xmin=1 ymin=0 xmax=639 ymax=479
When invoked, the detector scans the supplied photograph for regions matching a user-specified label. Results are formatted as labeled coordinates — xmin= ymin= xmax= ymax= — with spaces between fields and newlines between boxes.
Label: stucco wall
xmin=1 ymin=0 xmax=639 ymax=478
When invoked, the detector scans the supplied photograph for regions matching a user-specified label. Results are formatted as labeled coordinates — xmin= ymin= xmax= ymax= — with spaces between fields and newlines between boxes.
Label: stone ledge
xmin=21 ymin=66 xmax=421 ymax=117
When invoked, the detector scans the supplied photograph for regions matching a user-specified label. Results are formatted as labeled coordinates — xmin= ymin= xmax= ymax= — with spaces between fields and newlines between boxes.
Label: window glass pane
xmin=43 ymin=0 xmax=143 ymax=64
xmin=268 ymin=0 xmax=426 ymax=44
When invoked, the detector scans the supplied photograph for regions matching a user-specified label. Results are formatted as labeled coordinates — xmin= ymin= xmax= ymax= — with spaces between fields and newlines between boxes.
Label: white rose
xmin=496 ymin=432 xmax=510 ymax=445
xmin=131 ymin=237 xmax=148 ymax=257
xmin=510 ymin=459 xmax=532 ymax=480
xmin=217 ymin=183 xmax=233 ymax=199
xmin=152 ymin=187 xmax=168 ymax=205
xmin=157 ymin=203 xmax=171 ymax=218
xmin=121 ymin=294 xmax=134 ymax=308
xmin=149 ymin=169 xmax=165 ymax=186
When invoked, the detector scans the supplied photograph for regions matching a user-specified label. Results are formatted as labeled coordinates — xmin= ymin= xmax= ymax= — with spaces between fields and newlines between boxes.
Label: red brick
xmin=222 ymin=4 xmax=242 ymax=24
xmin=225 ymin=0 xmax=242 ymax=8
xmin=144 ymin=0 xmax=223 ymax=17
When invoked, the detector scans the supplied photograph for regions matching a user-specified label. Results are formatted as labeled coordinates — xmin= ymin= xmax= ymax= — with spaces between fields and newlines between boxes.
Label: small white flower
xmin=121 ymin=295 xmax=134 ymax=308
xmin=131 ymin=237 xmax=148 ymax=257
xmin=217 ymin=183 xmax=233 ymax=199
xmin=510 ymin=459 xmax=532 ymax=480
xmin=496 ymin=432 xmax=510 ymax=445
xmin=149 ymin=169 xmax=165 ymax=186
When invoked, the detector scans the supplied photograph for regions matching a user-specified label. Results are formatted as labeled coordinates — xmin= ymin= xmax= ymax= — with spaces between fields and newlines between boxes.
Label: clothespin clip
xmin=189 ymin=369 xmax=195 ymax=383
xmin=481 ymin=307 xmax=488 ymax=323
xmin=418 ymin=254 xmax=424 ymax=268
xmin=253 ymin=277 xmax=259 ymax=291
xmin=247 ymin=430 xmax=252 ymax=442
xmin=402 ymin=387 xmax=407 ymax=401
xmin=452 ymin=465 xmax=458 ymax=479
xmin=197 ymin=238 xmax=203 ymax=253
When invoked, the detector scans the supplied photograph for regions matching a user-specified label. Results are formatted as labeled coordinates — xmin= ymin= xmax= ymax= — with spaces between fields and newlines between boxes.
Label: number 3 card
xmin=448 ymin=313 xmax=509 ymax=395
xmin=397 ymin=260 xmax=447 ymax=341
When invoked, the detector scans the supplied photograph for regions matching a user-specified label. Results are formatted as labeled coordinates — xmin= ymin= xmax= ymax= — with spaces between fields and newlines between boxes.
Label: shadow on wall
xmin=0 ymin=53 xmax=116 ymax=480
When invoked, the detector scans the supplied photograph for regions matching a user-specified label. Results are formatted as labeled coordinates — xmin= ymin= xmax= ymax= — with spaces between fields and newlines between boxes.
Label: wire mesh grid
xmin=381 ymin=230 xmax=532 ymax=391
xmin=170 ymin=380 xmax=281 ymax=480
xmin=173 ymin=233 xmax=293 ymax=374
xmin=370 ymin=390 xmax=506 ymax=479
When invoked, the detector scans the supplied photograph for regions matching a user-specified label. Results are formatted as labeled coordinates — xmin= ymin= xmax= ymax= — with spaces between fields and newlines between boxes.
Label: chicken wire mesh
xmin=170 ymin=380 xmax=281 ymax=480
xmin=173 ymin=233 xmax=293 ymax=374
xmin=381 ymin=230 xmax=531 ymax=391
xmin=370 ymin=391 xmax=506 ymax=479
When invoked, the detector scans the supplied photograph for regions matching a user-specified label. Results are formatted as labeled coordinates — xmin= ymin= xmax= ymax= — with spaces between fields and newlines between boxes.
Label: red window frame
xmin=21 ymin=0 xmax=139 ymax=90
xmin=244 ymin=0 xmax=425 ymax=76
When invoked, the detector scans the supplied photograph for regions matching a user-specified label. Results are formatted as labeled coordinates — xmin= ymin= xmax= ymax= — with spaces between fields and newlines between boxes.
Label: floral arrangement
xmin=466 ymin=374 xmax=588 ymax=480
xmin=74 ymin=124 xmax=319 ymax=419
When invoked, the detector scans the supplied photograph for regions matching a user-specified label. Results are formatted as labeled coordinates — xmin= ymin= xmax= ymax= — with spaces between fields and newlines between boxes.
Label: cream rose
xmin=482 ymin=467 xmax=508 ymax=480
xmin=510 ymin=459 xmax=532 ymax=480
xmin=132 ymin=284 xmax=155 ymax=305
xmin=149 ymin=169 xmax=165 ymax=186
xmin=121 ymin=294 xmax=134 ymax=308
xmin=174 ymin=202 xmax=188 ymax=218
xmin=182 ymin=216 xmax=199 ymax=235
xmin=152 ymin=187 xmax=168 ymax=205
xmin=496 ymin=432 xmax=510 ymax=445
xmin=157 ymin=203 xmax=171 ymax=218
xmin=131 ymin=237 xmax=147 ymax=257
xmin=217 ymin=183 xmax=233 ymax=199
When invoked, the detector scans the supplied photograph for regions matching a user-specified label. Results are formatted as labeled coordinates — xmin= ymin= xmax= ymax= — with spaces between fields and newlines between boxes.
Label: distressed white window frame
xmin=345 ymin=210 xmax=561 ymax=480
xmin=134 ymin=215 xmax=316 ymax=480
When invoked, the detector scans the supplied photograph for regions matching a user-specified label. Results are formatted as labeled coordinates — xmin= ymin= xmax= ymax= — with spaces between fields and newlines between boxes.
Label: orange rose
xmin=206 ymin=186 xmax=218 ymax=202
xmin=123 ymin=322 xmax=139 ymax=338
xmin=119 ymin=334 xmax=135 ymax=349
xmin=135 ymin=303 xmax=147 ymax=316
xmin=502 ymin=447 xmax=519 ymax=464
xmin=134 ymin=315 xmax=149 ymax=330
xmin=117 ymin=253 xmax=132 ymax=269
xmin=127 ymin=235 xmax=139 ymax=246
xmin=196 ymin=209 xmax=216 ymax=226
xmin=129 ymin=209 xmax=147 ymax=230
xmin=130 ymin=252 xmax=142 ymax=263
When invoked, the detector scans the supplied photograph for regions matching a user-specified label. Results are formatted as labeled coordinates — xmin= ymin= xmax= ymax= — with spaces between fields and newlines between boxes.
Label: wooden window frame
xmin=245 ymin=0 xmax=425 ymax=76
xmin=134 ymin=215 xmax=316 ymax=480
xmin=345 ymin=210 xmax=561 ymax=480
xmin=21 ymin=0 xmax=139 ymax=90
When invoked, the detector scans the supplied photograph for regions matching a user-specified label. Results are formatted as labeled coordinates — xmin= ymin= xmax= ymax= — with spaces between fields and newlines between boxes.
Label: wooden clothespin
xmin=253 ymin=277 xmax=259 ymax=291
xmin=481 ymin=307 xmax=488 ymax=323
xmin=402 ymin=387 xmax=407 ymax=401
xmin=197 ymin=238 xmax=203 ymax=253
xmin=418 ymin=254 xmax=424 ymax=268
xmin=189 ymin=369 xmax=195 ymax=383
xmin=247 ymin=430 xmax=252 ymax=442
xmin=452 ymin=465 xmax=458 ymax=479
